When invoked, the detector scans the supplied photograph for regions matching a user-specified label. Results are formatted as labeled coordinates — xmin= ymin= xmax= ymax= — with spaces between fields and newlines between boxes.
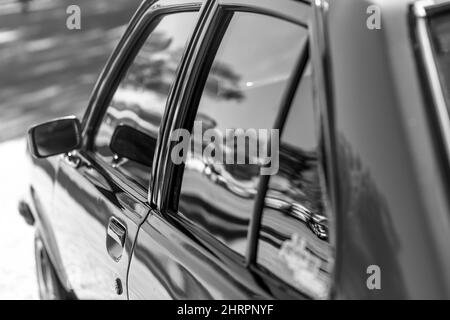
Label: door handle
xmin=106 ymin=217 xmax=127 ymax=262
xmin=63 ymin=152 xmax=81 ymax=168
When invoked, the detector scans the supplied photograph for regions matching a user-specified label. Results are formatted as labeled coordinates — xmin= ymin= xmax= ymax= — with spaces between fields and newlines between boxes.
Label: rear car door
xmin=127 ymin=0 xmax=330 ymax=299
xmin=49 ymin=2 xmax=200 ymax=299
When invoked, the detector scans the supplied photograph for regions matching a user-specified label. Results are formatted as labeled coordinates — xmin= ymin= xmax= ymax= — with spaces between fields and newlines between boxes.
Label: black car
xmin=20 ymin=0 xmax=450 ymax=299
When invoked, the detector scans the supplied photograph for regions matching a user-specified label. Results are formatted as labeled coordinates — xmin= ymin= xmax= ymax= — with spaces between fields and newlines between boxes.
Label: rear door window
xmin=256 ymin=64 xmax=334 ymax=299
xmin=176 ymin=12 xmax=308 ymax=256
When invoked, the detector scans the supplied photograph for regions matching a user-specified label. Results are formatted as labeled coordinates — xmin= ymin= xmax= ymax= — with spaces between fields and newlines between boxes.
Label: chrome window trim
xmin=310 ymin=0 xmax=339 ymax=300
xmin=153 ymin=0 xmax=311 ymax=209
xmin=76 ymin=0 xmax=202 ymax=206
xmin=413 ymin=0 xmax=450 ymax=165
xmin=150 ymin=0 xmax=215 ymax=208
xmin=216 ymin=0 xmax=310 ymax=26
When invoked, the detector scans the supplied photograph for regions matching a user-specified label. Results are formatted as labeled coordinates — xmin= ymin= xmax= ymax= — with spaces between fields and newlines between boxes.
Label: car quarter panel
xmin=128 ymin=212 xmax=268 ymax=299
xmin=27 ymin=154 xmax=71 ymax=292
xmin=323 ymin=0 xmax=450 ymax=298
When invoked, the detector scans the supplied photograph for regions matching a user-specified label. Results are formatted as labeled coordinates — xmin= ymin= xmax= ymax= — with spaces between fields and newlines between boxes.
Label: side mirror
xmin=28 ymin=117 xmax=81 ymax=158
xmin=110 ymin=125 xmax=156 ymax=167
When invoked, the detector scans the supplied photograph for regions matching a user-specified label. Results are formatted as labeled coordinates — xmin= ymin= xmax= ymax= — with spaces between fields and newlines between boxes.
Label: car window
xmin=429 ymin=11 xmax=450 ymax=113
xmin=93 ymin=12 xmax=198 ymax=189
xmin=256 ymin=64 xmax=334 ymax=299
xmin=176 ymin=12 xmax=308 ymax=256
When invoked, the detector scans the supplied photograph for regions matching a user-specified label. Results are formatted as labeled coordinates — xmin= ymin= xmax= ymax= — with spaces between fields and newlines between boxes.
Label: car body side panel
xmin=324 ymin=0 xmax=450 ymax=299
xmin=50 ymin=151 xmax=148 ymax=299
xmin=28 ymin=155 xmax=72 ymax=292
xmin=128 ymin=211 xmax=269 ymax=299
xmin=128 ymin=0 xmax=313 ymax=300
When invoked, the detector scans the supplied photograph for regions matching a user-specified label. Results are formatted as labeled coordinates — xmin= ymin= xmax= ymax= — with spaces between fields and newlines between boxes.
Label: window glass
xmin=256 ymin=65 xmax=334 ymax=299
xmin=177 ymin=12 xmax=307 ymax=256
xmin=429 ymin=11 xmax=450 ymax=113
xmin=94 ymin=12 xmax=198 ymax=188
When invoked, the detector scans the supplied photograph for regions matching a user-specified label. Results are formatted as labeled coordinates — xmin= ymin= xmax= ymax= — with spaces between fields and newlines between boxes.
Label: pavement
xmin=0 ymin=0 xmax=142 ymax=299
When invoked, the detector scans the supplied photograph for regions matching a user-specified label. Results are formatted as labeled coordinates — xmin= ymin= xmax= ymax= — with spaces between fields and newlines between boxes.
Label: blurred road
xmin=0 ymin=0 xmax=142 ymax=142
xmin=0 ymin=0 xmax=141 ymax=299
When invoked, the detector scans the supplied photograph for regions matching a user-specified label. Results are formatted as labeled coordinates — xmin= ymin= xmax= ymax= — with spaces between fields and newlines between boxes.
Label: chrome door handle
xmin=106 ymin=217 xmax=127 ymax=262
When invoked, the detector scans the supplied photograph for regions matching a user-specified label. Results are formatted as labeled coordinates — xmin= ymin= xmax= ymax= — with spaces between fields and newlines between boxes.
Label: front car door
xmin=128 ymin=0 xmax=336 ymax=299
xmin=49 ymin=1 xmax=201 ymax=299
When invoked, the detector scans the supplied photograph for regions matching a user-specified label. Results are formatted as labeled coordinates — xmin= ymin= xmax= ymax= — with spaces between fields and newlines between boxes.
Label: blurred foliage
xmin=0 ymin=0 xmax=142 ymax=142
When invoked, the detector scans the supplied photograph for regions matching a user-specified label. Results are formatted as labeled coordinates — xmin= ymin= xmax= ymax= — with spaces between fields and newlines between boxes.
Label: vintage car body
xmin=20 ymin=0 xmax=450 ymax=299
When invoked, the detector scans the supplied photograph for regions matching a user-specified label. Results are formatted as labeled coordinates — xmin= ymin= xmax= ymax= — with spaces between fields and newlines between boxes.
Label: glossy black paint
xmin=50 ymin=150 xmax=147 ymax=299
xmin=28 ymin=117 xmax=81 ymax=159
xmin=127 ymin=0 xmax=319 ymax=300
xmin=23 ymin=0 xmax=450 ymax=300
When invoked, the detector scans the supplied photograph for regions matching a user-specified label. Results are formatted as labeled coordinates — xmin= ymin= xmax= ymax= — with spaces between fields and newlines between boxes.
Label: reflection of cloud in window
xmin=215 ymin=12 xmax=306 ymax=81
xmin=113 ymin=86 xmax=165 ymax=117
xmin=282 ymin=64 xmax=315 ymax=152
xmin=238 ymin=73 xmax=290 ymax=91
xmin=122 ymin=13 xmax=197 ymax=95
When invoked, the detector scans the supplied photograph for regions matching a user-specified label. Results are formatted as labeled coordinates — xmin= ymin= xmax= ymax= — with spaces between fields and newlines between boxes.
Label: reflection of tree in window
xmin=124 ymin=32 xmax=180 ymax=95
xmin=257 ymin=66 xmax=333 ymax=299
xmin=204 ymin=62 xmax=245 ymax=101
xmin=93 ymin=12 xmax=200 ymax=189
xmin=178 ymin=12 xmax=308 ymax=256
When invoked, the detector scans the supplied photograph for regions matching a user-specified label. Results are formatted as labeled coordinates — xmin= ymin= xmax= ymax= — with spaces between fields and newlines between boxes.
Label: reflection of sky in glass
xmin=112 ymin=87 xmax=164 ymax=134
xmin=199 ymin=12 xmax=307 ymax=131
xmin=217 ymin=13 xmax=304 ymax=81
xmin=179 ymin=12 xmax=308 ymax=257
xmin=97 ymin=11 xmax=198 ymax=143
xmin=256 ymin=63 xmax=333 ymax=300
xmin=283 ymin=64 xmax=316 ymax=152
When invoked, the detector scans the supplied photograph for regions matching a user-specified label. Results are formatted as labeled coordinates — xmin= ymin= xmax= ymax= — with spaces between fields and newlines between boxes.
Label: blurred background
xmin=0 ymin=0 xmax=141 ymax=299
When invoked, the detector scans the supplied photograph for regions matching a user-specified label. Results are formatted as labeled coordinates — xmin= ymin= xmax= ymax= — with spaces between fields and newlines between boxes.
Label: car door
xmin=49 ymin=1 xmax=201 ymax=299
xmin=128 ymin=0 xmax=321 ymax=299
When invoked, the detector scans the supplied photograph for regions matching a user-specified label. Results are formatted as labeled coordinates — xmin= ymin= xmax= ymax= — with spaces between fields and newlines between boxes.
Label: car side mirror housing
xmin=110 ymin=125 xmax=156 ymax=167
xmin=28 ymin=117 xmax=82 ymax=158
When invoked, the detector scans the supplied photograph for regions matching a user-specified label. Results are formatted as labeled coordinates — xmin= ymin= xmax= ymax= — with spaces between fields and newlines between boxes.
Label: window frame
xmin=248 ymin=53 xmax=339 ymax=300
xmin=153 ymin=1 xmax=310 ymax=210
xmin=412 ymin=0 xmax=450 ymax=173
xmin=79 ymin=1 xmax=203 ymax=199
xmin=154 ymin=0 xmax=317 ymax=297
